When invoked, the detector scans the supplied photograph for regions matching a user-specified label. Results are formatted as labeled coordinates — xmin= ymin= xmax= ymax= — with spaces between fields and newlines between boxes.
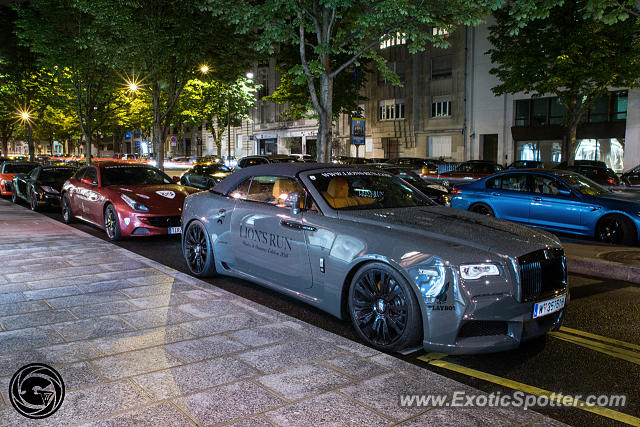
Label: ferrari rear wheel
xmin=469 ymin=203 xmax=494 ymax=216
xmin=348 ymin=262 xmax=422 ymax=352
xmin=596 ymin=214 xmax=636 ymax=245
xmin=104 ymin=204 xmax=121 ymax=241
xmin=61 ymin=194 xmax=75 ymax=223
xmin=29 ymin=189 xmax=39 ymax=211
xmin=183 ymin=220 xmax=217 ymax=277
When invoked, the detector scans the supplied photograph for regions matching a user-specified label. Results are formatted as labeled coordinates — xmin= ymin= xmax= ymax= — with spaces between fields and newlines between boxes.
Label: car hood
xmin=336 ymin=206 xmax=561 ymax=259
xmin=112 ymin=184 xmax=199 ymax=210
xmin=585 ymin=190 xmax=640 ymax=209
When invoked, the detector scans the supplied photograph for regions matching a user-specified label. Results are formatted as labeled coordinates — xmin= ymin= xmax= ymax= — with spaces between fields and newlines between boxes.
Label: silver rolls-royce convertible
xmin=181 ymin=163 xmax=568 ymax=354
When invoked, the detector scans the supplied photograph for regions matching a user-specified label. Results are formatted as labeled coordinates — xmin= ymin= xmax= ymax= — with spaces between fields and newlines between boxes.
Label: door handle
xmin=590 ymin=206 xmax=601 ymax=212
xmin=533 ymin=197 xmax=542 ymax=202
xmin=280 ymin=219 xmax=317 ymax=231
xmin=491 ymin=192 xmax=501 ymax=196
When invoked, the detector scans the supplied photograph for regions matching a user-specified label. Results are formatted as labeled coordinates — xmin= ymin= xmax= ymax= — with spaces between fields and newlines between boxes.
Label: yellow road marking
xmin=559 ymin=327 xmax=640 ymax=352
xmin=417 ymin=356 xmax=640 ymax=426
xmin=550 ymin=332 xmax=640 ymax=365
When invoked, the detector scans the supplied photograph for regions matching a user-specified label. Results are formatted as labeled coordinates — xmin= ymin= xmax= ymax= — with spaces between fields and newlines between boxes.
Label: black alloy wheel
xmin=29 ymin=189 xmax=38 ymax=211
xmin=470 ymin=203 xmax=494 ymax=216
xmin=104 ymin=204 xmax=121 ymax=241
xmin=596 ymin=214 xmax=636 ymax=245
xmin=183 ymin=220 xmax=217 ymax=277
xmin=348 ymin=262 xmax=422 ymax=351
xmin=61 ymin=194 xmax=74 ymax=223
xmin=10 ymin=187 xmax=18 ymax=203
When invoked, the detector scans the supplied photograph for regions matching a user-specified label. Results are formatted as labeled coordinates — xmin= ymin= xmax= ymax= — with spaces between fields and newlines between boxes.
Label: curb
xmin=566 ymin=257 xmax=640 ymax=284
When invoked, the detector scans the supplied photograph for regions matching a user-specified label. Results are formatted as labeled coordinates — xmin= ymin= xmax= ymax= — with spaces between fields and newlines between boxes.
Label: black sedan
xmin=375 ymin=165 xmax=451 ymax=205
xmin=557 ymin=164 xmax=621 ymax=187
xmin=621 ymin=164 xmax=640 ymax=187
xmin=179 ymin=163 xmax=232 ymax=190
xmin=12 ymin=165 xmax=77 ymax=211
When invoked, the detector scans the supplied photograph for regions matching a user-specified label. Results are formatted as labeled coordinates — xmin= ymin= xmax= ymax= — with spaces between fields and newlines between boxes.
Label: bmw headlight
xmin=459 ymin=263 xmax=500 ymax=280
xmin=120 ymin=193 xmax=149 ymax=212
xmin=40 ymin=185 xmax=59 ymax=194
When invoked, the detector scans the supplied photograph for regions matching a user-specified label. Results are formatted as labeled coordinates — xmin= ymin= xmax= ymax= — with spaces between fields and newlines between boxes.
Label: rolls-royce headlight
xmin=459 ymin=263 xmax=500 ymax=280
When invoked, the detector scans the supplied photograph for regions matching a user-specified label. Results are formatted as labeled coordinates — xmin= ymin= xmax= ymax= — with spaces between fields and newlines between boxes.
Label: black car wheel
xmin=104 ymin=204 xmax=121 ymax=241
xmin=469 ymin=203 xmax=494 ymax=216
xmin=596 ymin=214 xmax=636 ymax=245
xmin=348 ymin=262 xmax=422 ymax=352
xmin=29 ymin=189 xmax=38 ymax=211
xmin=10 ymin=187 xmax=18 ymax=204
xmin=183 ymin=220 xmax=217 ymax=277
xmin=61 ymin=194 xmax=75 ymax=223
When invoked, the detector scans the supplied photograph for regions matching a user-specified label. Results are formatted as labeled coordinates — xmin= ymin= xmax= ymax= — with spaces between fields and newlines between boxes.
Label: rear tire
xmin=104 ymin=204 xmax=121 ymax=241
xmin=183 ymin=220 xmax=217 ymax=277
xmin=596 ymin=214 xmax=636 ymax=245
xmin=61 ymin=194 xmax=75 ymax=223
xmin=469 ymin=203 xmax=494 ymax=216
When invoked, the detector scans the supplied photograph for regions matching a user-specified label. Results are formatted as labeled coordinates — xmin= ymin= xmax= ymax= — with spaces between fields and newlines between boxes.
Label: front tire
xmin=348 ymin=262 xmax=422 ymax=352
xmin=29 ymin=189 xmax=39 ymax=211
xmin=11 ymin=187 xmax=18 ymax=204
xmin=61 ymin=194 xmax=75 ymax=223
xmin=469 ymin=203 xmax=494 ymax=216
xmin=104 ymin=204 xmax=121 ymax=241
xmin=183 ymin=220 xmax=217 ymax=277
xmin=596 ymin=214 xmax=636 ymax=245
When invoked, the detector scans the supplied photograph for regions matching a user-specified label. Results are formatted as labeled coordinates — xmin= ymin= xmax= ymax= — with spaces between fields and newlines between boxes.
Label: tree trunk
xmin=316 ymin=71 xmax=334 ymax=163
xmin=567 ymin=120 xmax=578 ymax=167
xmin=152 ymin=84 xmax=164 ymax=170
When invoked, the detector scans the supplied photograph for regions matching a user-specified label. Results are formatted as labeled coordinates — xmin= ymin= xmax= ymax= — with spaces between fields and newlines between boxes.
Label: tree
xmin=488 ymin=1 xmax=640 ymax=165
xmin=213 ymin=0 xmax=534 ymax=162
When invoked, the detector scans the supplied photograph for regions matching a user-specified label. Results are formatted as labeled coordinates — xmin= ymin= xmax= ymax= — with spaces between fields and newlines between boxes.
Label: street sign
xmin=170 ymin=136 xmax=177 ymax=146
xmin=351 ymin=118 xmax=365 ymax=145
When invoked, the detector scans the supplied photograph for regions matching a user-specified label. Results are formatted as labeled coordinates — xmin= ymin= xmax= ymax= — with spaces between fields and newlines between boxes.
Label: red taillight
xmin=607 ymin=178 xmax=616 ymax=185
xmin=452 ymin=187 xmax=461 ymax=195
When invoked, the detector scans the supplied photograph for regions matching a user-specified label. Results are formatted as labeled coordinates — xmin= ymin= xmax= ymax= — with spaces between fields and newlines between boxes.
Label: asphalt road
xmin=30 ymin=203 xmax=640 ymax=427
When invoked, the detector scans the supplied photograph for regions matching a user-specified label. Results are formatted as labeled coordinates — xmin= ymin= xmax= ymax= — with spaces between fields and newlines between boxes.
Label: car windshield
xmin=307 ymin=171 xmax=434 ymax=210
xmin=101 ymin=166 xmax=172 ymax=186
xmin=41 ymin=168 xmax=76 ymax=184
xmin=559 ymin=173 xmax=607 ymax=196
xmin=203 ymin=165 xmax=231 ymax=174
xmin=271 ymin=158 xmax=299 ymax=163
xmin=4 ymin=163 xmax=38 ymax=173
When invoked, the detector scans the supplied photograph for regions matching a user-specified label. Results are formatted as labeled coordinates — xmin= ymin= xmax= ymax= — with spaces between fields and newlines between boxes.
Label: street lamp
xmin=200 ymin=65 xmax=209 ymax=74
xmin=16 ymin=107 xmax=34 ymax=161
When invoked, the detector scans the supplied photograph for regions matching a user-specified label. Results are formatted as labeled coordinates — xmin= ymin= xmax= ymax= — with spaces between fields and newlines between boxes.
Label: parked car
xmin=61 ymin=162 xmax=199 ymax=240
xmin=386 ymin=157 xmax=439 ymax=176
xmin=181 ymin=163 xmax=567 ymax=354
xmin=331 ymin=156 xmax=374 ymax=165
xmin=0 ymin=161 xmax=40 ymax=196
xmin=556 ymin=160 xmax=607 ymax=169
xmin=508 ymin=160 xmax=544 ymax=169
xmin=236 ymin=155 xmax=302 ymax=169
xmin=557 ymin=164 xmax=621 ymax=187
xmin=451 ymin=169 xmax=640 ymax=245
xmin=621 ymin=164 xmax=640 ymax=187
xmin=180 ymin=163 xmax=232 ymax=190
xmin=375 ymin=165 xmax=451 ymax=205
xmin=11 ymin=165 xmax=77 ymax=211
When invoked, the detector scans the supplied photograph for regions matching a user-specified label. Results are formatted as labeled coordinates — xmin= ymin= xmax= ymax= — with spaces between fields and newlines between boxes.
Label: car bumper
xmin=0 ymin=181 xmax=12 ymax=196
xmin=117 ymin=210 xmax=182 ymax=238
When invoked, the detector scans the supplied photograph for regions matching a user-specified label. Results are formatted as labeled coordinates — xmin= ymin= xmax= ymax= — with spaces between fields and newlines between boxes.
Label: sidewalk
xmin=563 ymin=239 xmax=640 ymax=284
xmin=0 ymin=199 xmax=560 ymax=426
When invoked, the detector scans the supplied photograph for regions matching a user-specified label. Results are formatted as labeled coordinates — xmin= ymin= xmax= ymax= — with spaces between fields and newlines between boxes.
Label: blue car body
xmin=451 ymin=169 xmax=640 ymax=243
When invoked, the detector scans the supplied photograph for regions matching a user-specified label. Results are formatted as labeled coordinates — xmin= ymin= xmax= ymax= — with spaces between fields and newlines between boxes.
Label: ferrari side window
xmin=84 ymin=167 xmax=98 ymax=184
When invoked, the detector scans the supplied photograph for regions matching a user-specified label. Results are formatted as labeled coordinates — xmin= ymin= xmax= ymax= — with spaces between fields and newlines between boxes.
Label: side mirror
xmin=284 ymin=192 xmax=301 ymax=215
xmin=172 ymin=176 xmax=180 ymax=183
xmin=81 ymin=177 xmax=96 ymax=186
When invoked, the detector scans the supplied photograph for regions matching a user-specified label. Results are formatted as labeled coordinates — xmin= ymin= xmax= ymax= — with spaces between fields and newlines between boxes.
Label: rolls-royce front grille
xmin=518 ymin=248 xmax=567 ymax=302
xmin=142 ymin=216 xmax=181 ymax=228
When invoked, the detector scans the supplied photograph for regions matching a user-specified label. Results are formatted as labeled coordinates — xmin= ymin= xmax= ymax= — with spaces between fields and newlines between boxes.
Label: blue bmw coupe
xmin=451 ymin=169 xmax=640 ymax=245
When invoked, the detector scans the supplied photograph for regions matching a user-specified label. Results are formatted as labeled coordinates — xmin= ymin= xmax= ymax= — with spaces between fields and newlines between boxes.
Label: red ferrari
xmin=61 ymin=162 xmax=200 ymax=240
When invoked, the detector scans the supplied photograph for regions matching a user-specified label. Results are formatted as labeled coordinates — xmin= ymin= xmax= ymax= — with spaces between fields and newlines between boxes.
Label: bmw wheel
xmin=348 ymin=262 xmax=422 ymax=352
xmin=183 ymin=220 xmax=217 ymax=277
xmin=104 ymin=204 xmax=121 ymax=241
xmin=29 ymin=190 xmax=39 ymax=211
xmin=469 ymin=203 xmax=494 ymax=216
xmin=596 ymin=214 xmax=636 ymax=245
xmin=61 ymin=194 xmax=75 ymax=223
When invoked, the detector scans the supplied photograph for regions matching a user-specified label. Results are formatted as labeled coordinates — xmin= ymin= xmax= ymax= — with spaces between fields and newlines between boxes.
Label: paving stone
xmin=180 ymin=311 xmax=274 ymax=337
xmin=91 ymin=346 xmax=183 ymax=380
xmin=55 ymin=361 xmax=104 ymax=391
xmin=133 ymin=357 xmax=258 ymax=400
xmin=0 ymin=300 xmax=50 ymax=317
xmin=69 ymin=301 xmax=138 ymax=319
xmin=0 ymin=283 xmax=29 ymax=293
xmin=80 ymin=402 xmax=197 ymax=427
xmin=89 ymin=326 xmax=195 ymax=356
xmin=225 ymin=416 xmax=274 ymax=427
xmin=0 ymin=325 xmax=64 ymax=355
xmin=0 ymin=309 xmax=77 ymax=330
xmin=237 ymin=338 xmax=343 ymax=373
xmin=258 ymin=363 xmax=351 ymax=400
xmin=46 ymin=291 xmax=129 ymax=309
xmin=397 ymin=408 xmax=515 ymax=426
xmin=53 ymin=315 xmax=134 ymax=340
xmin=264 ymin=391 xmax=390 ymax=427
xmin=339 ymin=373 xmax=438 ymax=421
xmin=22 ymin=285 xmax=82 ymax=300
xmin=6 ymin=266 xmax=106 ymax=283
xmin=175 ymin=299 xmax=244 ymax=319
xmin=117 ymin=306 xmax=196 ymax=330
xmin=26 ymin=275 xmax=106 ymax=290
xmin=119 ymin=282 xmax=197 ymax=298
xmin=100 ymin=260 xmax=148 ymax=271
xmin=229 ymin=323 xmax=303 ymax=347
xmin=76 ymin=280 xmax=133 ymax=294
xmin=0 ymin=292 xmax=25 ymax=304
xmin=0 ymin=341 xmax=100 ymax=377
xmin=323 ymin=353 xmax=389 ymax=379
xmin=164 ymin=335 xmax=247 ymax=363
xmin=96 ymin=268 xmax=164 ymax=281
xmin=175 ymin=380 xmax=284 ymax=425
xmin=127 ymin=293 xmax=194 ymax=309
xmin=179 ymin=289 xmax=217 ymax=301
xmin=126 ymin=274 xmax=178 ymax=286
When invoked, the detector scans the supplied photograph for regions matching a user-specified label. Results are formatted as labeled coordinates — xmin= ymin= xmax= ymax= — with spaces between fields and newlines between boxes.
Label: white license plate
xmin=168 ymin=226 xmax=182 ymax=234
xmin=533 ymin=295 xmax=566 ymax=319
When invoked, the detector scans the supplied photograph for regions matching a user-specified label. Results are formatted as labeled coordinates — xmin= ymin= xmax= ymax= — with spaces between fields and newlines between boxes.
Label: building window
xmin=378 ymin=61 xmax=406 ymax=85
xmin=380 ymin=32 xmax=406 ymax=49
xmin=378 ymin=99 xmax=405 ymax=120
xmin=532 ymin=98 xmax=547 ymax=126
xmin=550 ymin=98 xmax=565 ymax=125
xmin=432 ymin=27 xmax=450 ymax=38
xmin=431 ymin=97 xmax=451 ymax=118
xmin=515 ymin=100 xmax=530 ymax=126
xmin=428 ymin=135 xmax=452 ymax=157
xmin=257 ymin=69 xmax=269 ymax=99
xmin=613 ymin=91 xmax=627 ymax=120
xmin=431 ymin=55 xmax=452 ymax=80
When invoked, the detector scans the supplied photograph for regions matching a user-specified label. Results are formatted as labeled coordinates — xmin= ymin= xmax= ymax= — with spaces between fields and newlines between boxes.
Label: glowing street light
xmin=246 ymin=72 xmax=254 ymax=80
xmin=16 ymin=107 xmax=34 ymax=160
xmin=200 ymin=65 xmax=209 ymax=74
